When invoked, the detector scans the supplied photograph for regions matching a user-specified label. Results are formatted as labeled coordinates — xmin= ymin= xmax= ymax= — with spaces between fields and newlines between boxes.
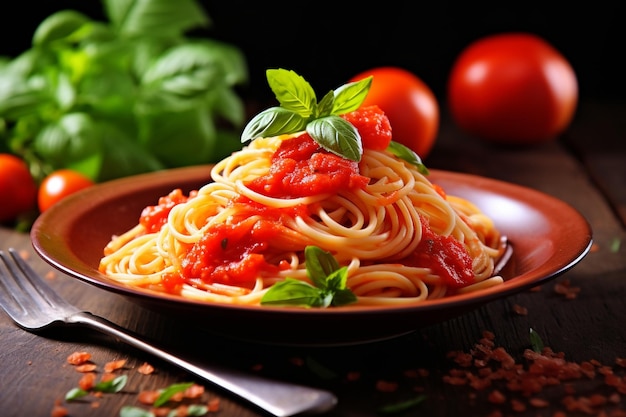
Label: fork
xmin=0 ymin=248 xmax=337 ymax=417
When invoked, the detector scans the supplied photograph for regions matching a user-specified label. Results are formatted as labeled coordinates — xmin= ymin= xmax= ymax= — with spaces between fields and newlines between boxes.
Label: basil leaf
xmin=260 ymin=278 xmax=323 ymax=306
xmin=317 ymin=90 xmax=335 ymax=117
xmin=386 ymin=141 xmax=429 ymax=175
xmin=138 ymin=106 xmax=217 ymax=168
xmin=331 ymin=288 xmax=358 ymax=306
xmin=266 ymin=68 xmax=316 ymax=117
xmin=306 ymin=116 xmax=362 ymax=162
xmin=317 ymin=292 xmax=335 ymax=308
xmin=186 ymin=404 xmax=209 ymax=416
xmin=378 ymin=394 xmax=427 ymax=414
xmin=263 ymin=246 xmax=357 ymax=308
xmin=32 ymin=10 xmax=91 ymax=46
xmin=529 ymin=328 xmax=544 ymax=353
xmin=106 ymin=0 xmax=209 ymax=37
xmin=94 ymin=375 xmax=128 ymax=393
xmin=304 ymin=356 xmax=338 ymax=380
xmin=33 ymin=113 xmax=101 ymax=168
xmin=241 ymin=107 xmax=308 ymax=142
xmin=305 ymin=246 xmax=340 ymax=287
xmin=154 ymin=382 xmax=195 ymax=407
xmin=324 ymin=267 xmax=349 ymax=292
xmin=65 ymin=387 xmax=88 ymax=401
xmin=331 ymin=76 xmax=372 ymax=115
xmin=120 ymin=405 xmax=155 ymax=417
xmin=97 ymin=121 xmax=164 ymax=181
xmin=324 ymin=267 xmax=357 ymax=306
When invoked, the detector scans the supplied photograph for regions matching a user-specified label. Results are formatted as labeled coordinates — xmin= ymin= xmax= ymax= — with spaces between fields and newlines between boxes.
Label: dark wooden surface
xmin=1 ymin=99 xmax=625 ymax=417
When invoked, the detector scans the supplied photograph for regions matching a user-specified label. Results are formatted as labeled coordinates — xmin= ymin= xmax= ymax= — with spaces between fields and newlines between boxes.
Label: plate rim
xmin=31 ymin=165 xmax=593 ymax=319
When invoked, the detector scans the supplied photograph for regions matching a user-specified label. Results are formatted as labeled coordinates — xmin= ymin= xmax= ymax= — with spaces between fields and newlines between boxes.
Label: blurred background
xmin=3 ymin=0 xmax=624 ymax=104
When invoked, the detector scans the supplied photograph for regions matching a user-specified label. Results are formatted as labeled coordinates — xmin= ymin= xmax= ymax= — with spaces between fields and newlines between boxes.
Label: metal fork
xmin=0 ymin=248 xmax=337 ymax=417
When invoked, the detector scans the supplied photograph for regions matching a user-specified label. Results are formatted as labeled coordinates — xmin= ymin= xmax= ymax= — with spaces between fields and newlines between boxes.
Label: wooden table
xmin=1 ymin=99 xmax=625 ymax=417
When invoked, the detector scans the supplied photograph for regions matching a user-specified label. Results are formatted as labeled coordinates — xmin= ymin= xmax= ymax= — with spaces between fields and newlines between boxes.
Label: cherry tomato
xmin=0 ymin=154 xmax=37 ymax=222
xmin=350 ymin=67 xmax=439 ymax=158
xmin=447 ymin=32 xmax=578 ymax=144
xmin=38 ymin=169 xmax=94 ymax=213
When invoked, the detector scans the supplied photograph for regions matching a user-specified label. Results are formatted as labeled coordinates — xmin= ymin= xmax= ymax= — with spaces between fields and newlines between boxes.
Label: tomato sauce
xmin=247 ymin=133 xmax=369 ymax=198
xmin=341 ymin=105 xmax=393 ymax=150
xmin=140 ymin=189 xmax=196 ymax=233
xmin=405 ymin=216 xmax=474 ymax=289
xmin=181 ymin=199 xmax=307 ymax=288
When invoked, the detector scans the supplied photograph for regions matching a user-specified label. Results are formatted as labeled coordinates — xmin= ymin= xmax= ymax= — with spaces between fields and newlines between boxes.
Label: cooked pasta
xmin=99 ymin=131 xmax=505 ymax=307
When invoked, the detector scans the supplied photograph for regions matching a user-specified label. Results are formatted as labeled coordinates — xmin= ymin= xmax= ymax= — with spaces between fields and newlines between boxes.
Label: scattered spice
xmin=138 ymin=362 xmax=155 ymax=375
xmin=441 ymin=330 xmax=626 ymax=416
xmin=512 ymin=304 xmax=528 ymax=315
xmin=75 ymin=363 xmax=98 ymax=373
xmin=376 ymin=380 xmax=399 ymax=393
xmin=554 ymin=278 xmax=581 ymax=299
xmin=104 ymin=359 xmax=127 ymax=373
xmin=50 ymin=399 xmax=68 ymax=417
xmin=346 ymin=371 xmax=361 ymax=382
xmin=67 ymin=351 xmax=91 ymax=365
xmin=58 ymin=351 xmax=217 ymax=416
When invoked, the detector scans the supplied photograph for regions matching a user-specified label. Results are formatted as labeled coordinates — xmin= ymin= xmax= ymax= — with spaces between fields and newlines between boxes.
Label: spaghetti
xmin=99 ymin=121 xmax=504 ymax=307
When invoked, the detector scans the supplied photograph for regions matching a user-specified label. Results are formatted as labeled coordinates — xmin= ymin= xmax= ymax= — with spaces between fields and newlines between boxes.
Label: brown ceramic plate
xmin=31 ymin=165 xmax=592 ymax=346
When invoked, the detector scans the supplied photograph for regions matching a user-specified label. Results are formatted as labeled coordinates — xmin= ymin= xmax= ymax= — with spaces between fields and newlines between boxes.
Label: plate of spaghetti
xmin=31 ymin=69 xmax=592 ymax=345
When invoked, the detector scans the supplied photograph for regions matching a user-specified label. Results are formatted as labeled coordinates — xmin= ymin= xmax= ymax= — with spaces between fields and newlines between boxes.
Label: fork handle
xmin=68 ymin=311 xmax=336 ymax=417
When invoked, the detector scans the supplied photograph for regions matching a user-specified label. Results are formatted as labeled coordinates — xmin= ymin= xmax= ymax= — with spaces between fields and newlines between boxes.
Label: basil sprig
xmin=241 ymin=69 xmax=372 ymax=162
xmin=261 ymin=246 xmax=357 ymax=308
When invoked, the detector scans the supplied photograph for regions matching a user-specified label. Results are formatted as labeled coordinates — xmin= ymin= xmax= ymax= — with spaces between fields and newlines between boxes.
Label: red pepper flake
xmin=346 ymin=371 xmax=361 ymax=381
xmin=375 ymin=380 xmax=399 ymax=392
xmin=100 ymin=373 xmax=117 ymax=383
xmin=554 ymin=278 xmax=581 ymax=299
xmin=138 ymin=362 xmax=155 ymax=375
xmin=207 ymin=398 xmax=221 ymax=412
xmin=289 ymin=357 xmax=304 ymax=367
xmin=50 ymin=399 xmax=68 ymax=417
xmin=183 ymin=384 xmax=205 ymax=399
xmin=510 ymin=398 xmax=526 ymax=412
xmin=103 ymin=359 xmax=126 ymax=373
xmin=487 ymin=389 xmax=506 ymax=404
xmin=151 ymin=406 xmax=172 ymax=417
xmin=138 ymin=390 xmax=160 ymax=405
xmin=75 ymin=363 xmax=97 ymax=373
xmin=512 ymin=304 xmax=528 ymax=315
xmin=67 ymin=351 xmax=91 ymax=365
xmin=78 ymin=372 xmax=97 ymax=391
xmin=528 ymin=397 xmax=549 ymax=407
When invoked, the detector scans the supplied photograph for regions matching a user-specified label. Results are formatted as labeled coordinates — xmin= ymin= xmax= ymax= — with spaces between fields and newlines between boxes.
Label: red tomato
xmin=38 ymin=169 xmax=94 ymax=212
xmin=350 ymin=67 xmax=439 ymax=158
xmin=447 ymin=32 xmax=578 ymax=144
xmin=0 ymin=154 xmax=37 ymax=222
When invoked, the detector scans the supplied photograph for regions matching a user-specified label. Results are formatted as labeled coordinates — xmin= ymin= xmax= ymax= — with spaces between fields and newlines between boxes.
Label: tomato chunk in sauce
xmin=405 ymin=217 xmax=475 ymax=289
xmin=140 ymin=189 xmax=196 ymax=233
xmin=181 ymin=199 xmax=307 ymax=289
xmin=341 ymin=105 xmax=393 ymax=151
xmin=247 ymin=133 xmax=369 ymax=198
